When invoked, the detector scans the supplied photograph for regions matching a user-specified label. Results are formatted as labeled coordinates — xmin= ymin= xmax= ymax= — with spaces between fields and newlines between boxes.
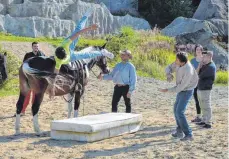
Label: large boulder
xmin=175 ymin=29 xmax=228 ymax=67
xmin=3 ymin=14 xmax=75 ymax=37
xmin=81 ymin=0 xmax=139 ymax=16
xmin=0 ymin=15 xmax=5 ymax=31
xmin=161 ymin=17 xmax=228 ymax=67
xmin=193 ymin=0 xmax=228 ymax=20
xmin=208 ymin=19 xmax=228 ymax=37
xmin=161 ymin=17 xmax=212 ymax=37
xmin=0 ymin=0 xmax=150 ymax=37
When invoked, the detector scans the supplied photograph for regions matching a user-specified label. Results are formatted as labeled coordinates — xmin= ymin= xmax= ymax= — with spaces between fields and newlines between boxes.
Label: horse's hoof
xmin=35 ymin=132 xmax=49 ymax=137
xmin=14 ymin=132 xmax=21 ymax=136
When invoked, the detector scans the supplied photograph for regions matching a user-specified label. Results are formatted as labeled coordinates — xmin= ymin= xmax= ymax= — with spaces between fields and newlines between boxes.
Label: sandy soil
xmin=0 ymin=74 xmax=228 ymax=159
xmin=0 ymin=41 xmax=55 ymax=60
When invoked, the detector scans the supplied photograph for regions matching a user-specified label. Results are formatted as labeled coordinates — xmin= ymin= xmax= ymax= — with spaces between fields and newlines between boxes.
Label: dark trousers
xmin=112 ymin=85 xmax=131 ymax=113
xmin=194 ymin=87 xmax=201 ymax=114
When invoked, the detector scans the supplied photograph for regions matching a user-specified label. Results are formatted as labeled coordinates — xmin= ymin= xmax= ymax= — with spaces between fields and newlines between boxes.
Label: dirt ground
xmin=0 ymin=74 xmax=228 ymax=159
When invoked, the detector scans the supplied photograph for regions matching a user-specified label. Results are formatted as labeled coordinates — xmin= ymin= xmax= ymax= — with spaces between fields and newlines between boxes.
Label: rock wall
xmin=81 ymin=0 xmax=139 ymax=16
xmin=162 ymin=0 xmax=228 ymax=67
xmin=0 ymin=0 xmax=150 ymax=37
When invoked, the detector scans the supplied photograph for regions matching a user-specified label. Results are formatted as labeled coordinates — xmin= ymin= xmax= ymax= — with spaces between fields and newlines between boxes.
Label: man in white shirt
xmin=159 ymin=52 xmax=198 ymax=141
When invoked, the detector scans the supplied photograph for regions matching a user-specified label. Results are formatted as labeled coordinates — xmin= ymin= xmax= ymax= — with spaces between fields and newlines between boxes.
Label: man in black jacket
xmin=23 ymin=42 xmax=45 ymax=62
xmin=196 ymin=51 xmax=216 ymax=128
xmin=21 ymin=42 xmax=45 ymax=115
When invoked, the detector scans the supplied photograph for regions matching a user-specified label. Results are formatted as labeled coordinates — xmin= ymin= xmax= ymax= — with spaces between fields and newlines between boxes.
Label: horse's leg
xmin=15 ymin=92 xmax=26 ymax=135
xmin=73 ymin=89 xmax=84 ymax=118
xmin=67 ymin=93 xmax=74 ymax=118
xmin=15 ymin=68 xmax=29 ymax=135
xmin=31 ymin=93 xmax=44 ymax=135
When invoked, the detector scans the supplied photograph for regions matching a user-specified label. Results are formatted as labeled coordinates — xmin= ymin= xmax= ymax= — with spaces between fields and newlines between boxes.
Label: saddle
xmin=60 ymin=60 xmax=87 ymax=94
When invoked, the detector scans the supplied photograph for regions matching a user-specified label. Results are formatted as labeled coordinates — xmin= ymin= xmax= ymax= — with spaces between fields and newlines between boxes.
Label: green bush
xmin=215 ymin=71 xmax=228 ymax=85
xmin=0 ymin=45 xmax=21 ymax=96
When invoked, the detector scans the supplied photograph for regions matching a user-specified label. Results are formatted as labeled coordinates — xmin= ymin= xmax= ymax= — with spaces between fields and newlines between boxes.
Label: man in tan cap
xmin=98 ymin=49 xmax=137 ymax=113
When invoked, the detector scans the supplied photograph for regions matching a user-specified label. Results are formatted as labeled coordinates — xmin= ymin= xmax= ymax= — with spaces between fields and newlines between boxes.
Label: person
xmin=97 ymin=50 xmax=137 ymax=113
xmin=48 ymin=10 xmax=114 ymax=98
xmin=23 ymin=42 xmax=45 ymax=62
xmin=19 ymin=42 xmax=46 ymax=116
xmin=186 ymin=43 xmax=196 ymax=54
xmin=159 ymin=52 xmax=198 ymax=141
xmin=190 ymin=44 xmax=203 ymax=123
xmin=196 ymin=51 xmax=216 ymax=128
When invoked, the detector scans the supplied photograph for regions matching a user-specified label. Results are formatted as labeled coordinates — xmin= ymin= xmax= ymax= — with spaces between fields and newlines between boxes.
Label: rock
xmin=0 ymin=0 xmax=150 ymax=37
xmin=162 ymin=17 xmax=228 ymax=66
xmin=8 ymin=0 xmax=70 ymax=18
xmin=175 ymin=29 xmax=228 ymax=67
xmin=81 ymin=0 xmax=139 ymax=16
xmin=208 ymin=19 xmax=228 ymax=37
xmin=206 ymin=41 xmax=228 ymax=68
xmin=161 ymin=17 xmax=212 ymax=37
xmin=3 ymin=14 xmax=75 ymax=37
xmin=0 ymin=3 xmax=4 ymax=14
xmin=0 ymin=15 xmax=5 ymax=31
xmin=193 ymin=0 xmax=228 ymax=20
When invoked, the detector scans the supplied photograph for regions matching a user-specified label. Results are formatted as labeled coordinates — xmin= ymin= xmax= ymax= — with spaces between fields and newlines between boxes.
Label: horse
xmin=15 ymin=45 xmax=110 ymax=135
xmin=0 ymin=52 xmax=7 ymax=84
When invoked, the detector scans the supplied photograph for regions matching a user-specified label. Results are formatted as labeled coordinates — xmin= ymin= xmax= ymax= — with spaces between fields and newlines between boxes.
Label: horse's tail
xmin=22 ymin=62 xmax=75 ymax=92
xmin=22 ymin=62 xmax=56 ymax=87
xmin=22 ymin=62 xmax=53 ymax=78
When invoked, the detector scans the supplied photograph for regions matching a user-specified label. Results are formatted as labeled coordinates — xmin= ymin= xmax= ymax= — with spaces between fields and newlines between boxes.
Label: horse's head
xmin=95 ymin=55 xmax=110 ymax=74
xmin=93 ymin=44 xmax=110 ymax=74
xmin=81 ymin=44 xmax=111 ymax=74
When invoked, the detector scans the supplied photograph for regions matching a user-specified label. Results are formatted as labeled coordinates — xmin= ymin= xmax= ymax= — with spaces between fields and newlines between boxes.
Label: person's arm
xmin=196 ymin=61 xmax=204 ymax=74
xmin=69 ymin=24 xmax=98 ymax=42
xmin=128 ymin=65 xmax=137 ymax=94
xmin=165 ymin=62 xmax=176 ymax=74
xmin=168 ymin=70 xmax=193 ymax=93
xmin=102 ymin=65 xmax=118 ymax=81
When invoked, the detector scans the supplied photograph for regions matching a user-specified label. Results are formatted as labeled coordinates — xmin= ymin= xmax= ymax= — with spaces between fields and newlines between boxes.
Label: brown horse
xmin=15 ymin=45 xmax=110 ymax=135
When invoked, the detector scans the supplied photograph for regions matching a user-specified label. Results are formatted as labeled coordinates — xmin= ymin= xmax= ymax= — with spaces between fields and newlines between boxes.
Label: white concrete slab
xmin=51 ymin=123 xmax=141 ymax=142
xmin=50 ymin=113 xmax=142 ymax=142
xmin=51 ymin=113 xmax=142 ymax=133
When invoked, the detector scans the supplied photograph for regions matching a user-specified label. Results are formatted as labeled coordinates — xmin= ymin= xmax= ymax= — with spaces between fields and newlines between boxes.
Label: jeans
xmin=174 ymin=90 xmax=193 ymax=136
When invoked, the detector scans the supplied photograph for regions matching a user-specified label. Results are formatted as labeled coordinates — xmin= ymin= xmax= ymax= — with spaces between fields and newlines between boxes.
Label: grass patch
xmin=0 ymin=45 xmax=21 ymax=97
xmin=0 ymin=32 xmax=63 ymax=47
xmin=0 ymin=78 xmax=19 ymax=97
xmin=0 ymin=27 xmax=227 ymax=97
